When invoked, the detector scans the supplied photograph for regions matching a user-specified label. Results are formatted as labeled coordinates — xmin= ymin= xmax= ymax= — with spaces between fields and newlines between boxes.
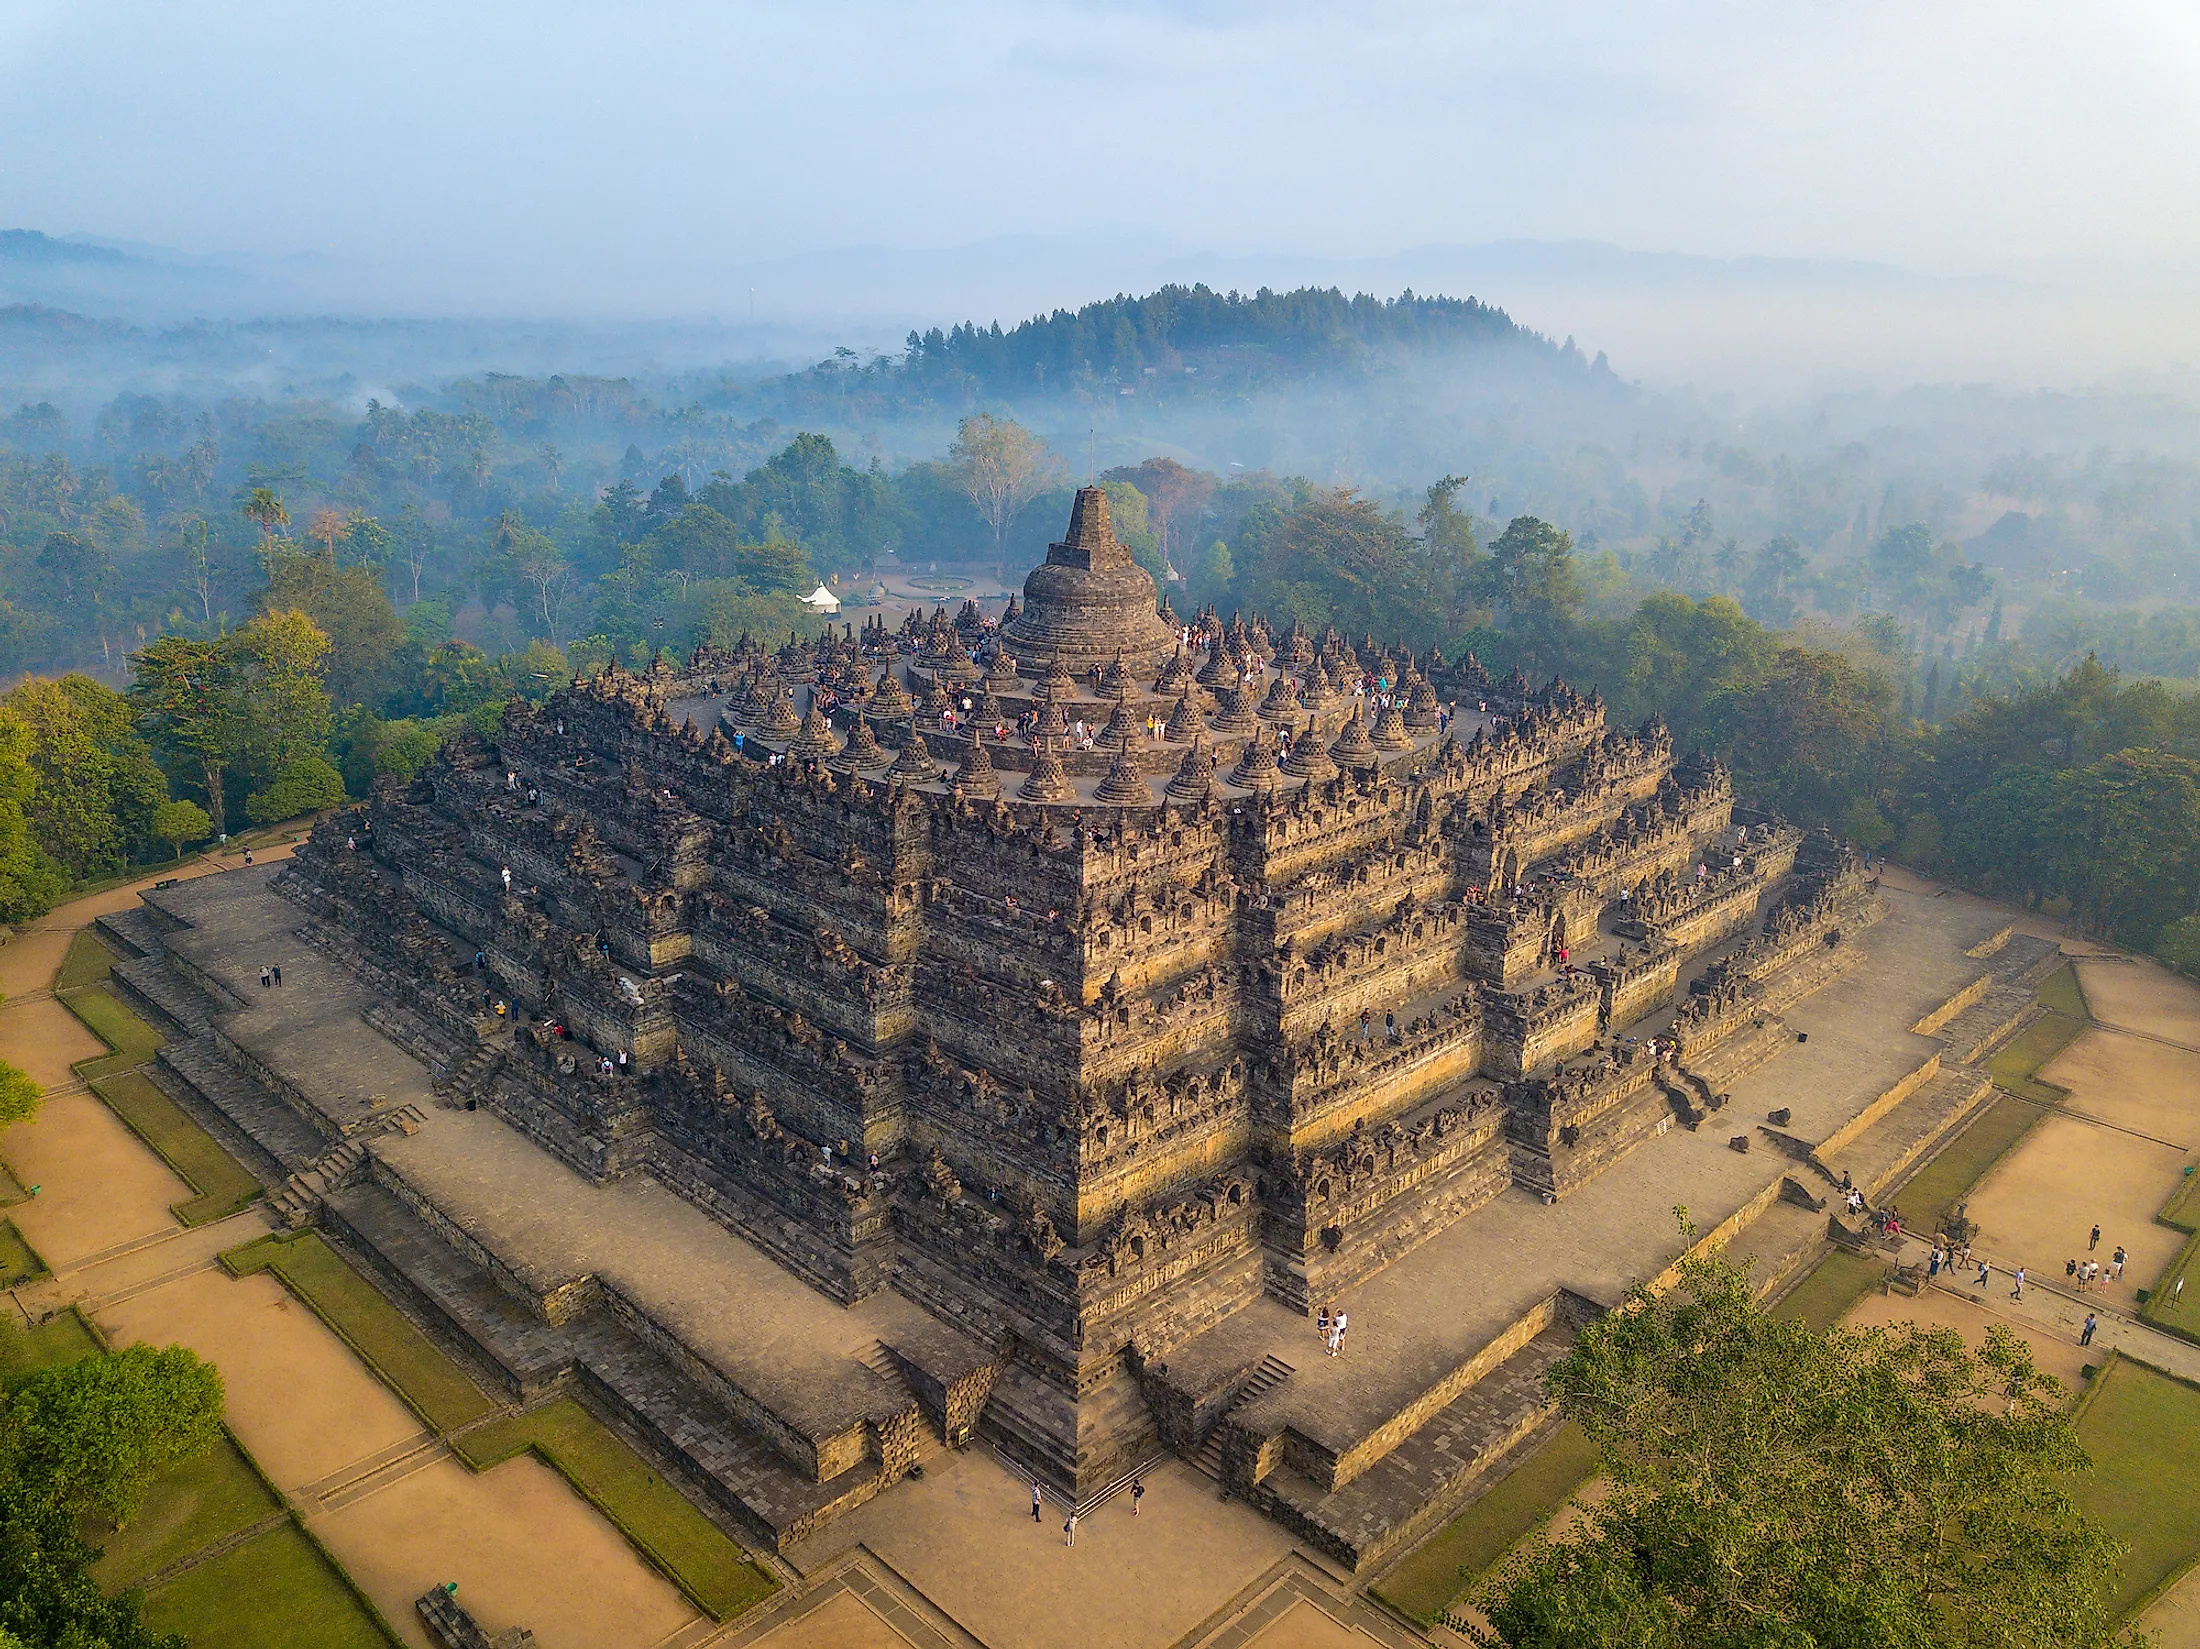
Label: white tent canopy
xmin=802 ymin=583 xmax=841 ymax=611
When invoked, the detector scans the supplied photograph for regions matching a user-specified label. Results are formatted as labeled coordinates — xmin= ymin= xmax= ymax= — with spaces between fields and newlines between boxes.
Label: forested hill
xmin=891 ymin=285 xmax=1595 ymax=398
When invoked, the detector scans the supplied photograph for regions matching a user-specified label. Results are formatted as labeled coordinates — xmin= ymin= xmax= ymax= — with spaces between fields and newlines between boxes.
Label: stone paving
xmin=1169 ymin=877 xmax=2003 ymax=1465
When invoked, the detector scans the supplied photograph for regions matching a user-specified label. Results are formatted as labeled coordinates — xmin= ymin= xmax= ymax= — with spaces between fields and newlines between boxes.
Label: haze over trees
xmin=0 ymin=284 xmax=2195 ymax=978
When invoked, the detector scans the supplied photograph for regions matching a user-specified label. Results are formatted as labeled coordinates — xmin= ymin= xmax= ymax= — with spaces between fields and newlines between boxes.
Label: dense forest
xmin=2 ymin=283 xmax=2200 ymax=973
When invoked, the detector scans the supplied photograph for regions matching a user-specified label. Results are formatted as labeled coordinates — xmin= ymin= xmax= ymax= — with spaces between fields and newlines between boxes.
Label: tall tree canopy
xmin=1475 ymin=1237 xmax=2138 ymax=1649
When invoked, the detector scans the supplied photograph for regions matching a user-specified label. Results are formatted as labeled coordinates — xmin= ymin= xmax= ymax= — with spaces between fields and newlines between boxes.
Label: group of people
xmin=1316 ymin=1303 xmax=1350 ymax=1355
xmin=1034 ymin=1474 xmax=1143 ymax=1547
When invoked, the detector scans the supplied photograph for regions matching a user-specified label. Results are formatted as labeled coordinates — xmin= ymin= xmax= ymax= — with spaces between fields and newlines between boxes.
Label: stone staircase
xmin=1654 ymin=1067 xmax=1704 ymax=1131
xmin=153 ymin=1036 xmax=333 ymax=1173
xmin=434 ymin=1041 xmax=508 ymax=1109
xmin=1193 ymin=1356 xmax=1294 ymax=1479
xmin=322 ymin=1179 xmax=926 ymax=1551
xmin=267 ymin=1105 xmax=428 ymax=1228
xmin=109 ymin=957 xmax=216 ymax=1038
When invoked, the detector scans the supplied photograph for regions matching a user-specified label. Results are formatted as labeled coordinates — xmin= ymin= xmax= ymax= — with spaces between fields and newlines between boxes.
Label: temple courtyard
xmin=5 ymin=853 xmax=2200 ymax=1647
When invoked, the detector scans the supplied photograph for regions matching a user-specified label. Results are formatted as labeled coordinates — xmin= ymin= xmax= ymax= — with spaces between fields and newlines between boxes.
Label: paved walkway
xmin=1886 ymin=1231 xmax=2200 ymax=1384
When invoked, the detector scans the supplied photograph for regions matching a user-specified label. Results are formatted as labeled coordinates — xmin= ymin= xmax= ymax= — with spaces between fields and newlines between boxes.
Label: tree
xmin=0 ymin=1059 xmax=40 ymax=1127
xmin=151 ymin=798 xmax=211 ymax=860
xmin=4 ymin=1343 xmax=224 ymax=1523
xmin=127 ymin=635 xmax=239 ymax=837
xmin=240 ymin=486 xmax=289 ymax=555
xmin=485 ymin=513 xmax=576 ymax=644
xmin=177 ymin=514 xmax=217 ymax=624
xmin=245 ymin=753 xmax=346 ymax=826
xmin=262 ymin=548 xmax=403 ymax=709
xmin=1474 ymin=1232 xmax=2137 ymax=1649
xmin=0 ymin=707 xmax=64 ymax=924
xmin=948 ymin=414 xmax=1062 ymax=575
xmin=1099 ymin=480 xmax=1168 ymax=590
xmin=1 ymin=676 xmax=170 ymax=878
xmin=1103 ymin=457 xmax=1216 ymax=572
xmin=230 ymin=610 xmax=333 ymax=786
xmin=1481 ymin=516 xmax=1581 ymax=669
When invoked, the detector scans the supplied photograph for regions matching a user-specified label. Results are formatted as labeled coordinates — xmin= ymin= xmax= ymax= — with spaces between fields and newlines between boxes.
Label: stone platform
xmin=1143 ymin=882 xmax=2040 ymax=1571
xmin=112 ymin=861 xmax=2054 ymax=1566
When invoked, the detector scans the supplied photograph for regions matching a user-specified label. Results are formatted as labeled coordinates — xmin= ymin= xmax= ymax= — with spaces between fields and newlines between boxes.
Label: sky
xmin=0 ymin=1 xmax=2196 ymax=377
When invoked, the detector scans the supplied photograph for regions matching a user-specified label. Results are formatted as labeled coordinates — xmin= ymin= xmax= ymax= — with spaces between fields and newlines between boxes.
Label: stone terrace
xmin=365 ymin=1109 xmax=979 ymax=1455
xmin=139 ymin=865 xmax=438 ymax=1136
xmin=1148 ymin=878 xmax=2009 ymax=1568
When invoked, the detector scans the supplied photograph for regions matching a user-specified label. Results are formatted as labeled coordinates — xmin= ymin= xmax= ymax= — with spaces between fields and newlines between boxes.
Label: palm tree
xmin=241 ymin=487 xmax=289 ymax=555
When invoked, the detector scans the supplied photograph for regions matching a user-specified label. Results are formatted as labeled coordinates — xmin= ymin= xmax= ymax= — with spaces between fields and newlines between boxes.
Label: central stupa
xmin=998 ymin=486 xmax=1179 ymax=673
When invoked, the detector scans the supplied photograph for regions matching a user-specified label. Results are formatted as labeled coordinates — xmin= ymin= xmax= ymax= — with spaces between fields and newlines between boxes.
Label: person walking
xmin=2090 ymin=1223 xmax=2102 ymax=1252
xmin=2011 ymin=1266 xmax=2026 ymax=1301
xmin=1975 ymin=1260 xmax=1991 ymax=1288
xmin=259 ymin=966 xmax=270 ymax=989
xmin=1131 ymin=1478 xmax=1144 ymax=1517
xmin=1031 ymin=1481 xmax=1044 ymax=1523
xmin=2081 ymin=1312 xmax=2098 ymax=1347
xmin=2113 ymin=1245 xmax=2127 ymax=1281
xmin=271 ymin=963 xmax=281 ymax=987
xmin=1334 ymin=1310 xmax=1348 ymax=1355
xmin=1064 ymin=1511 xmax=1077 ymax=1547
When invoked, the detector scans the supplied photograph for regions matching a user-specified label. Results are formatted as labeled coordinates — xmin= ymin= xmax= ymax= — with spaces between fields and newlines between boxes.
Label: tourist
xmin=1975 ymin=1260 xmax=1991 ymax=1288
xmin=2011 ymin=1266 xmax=2025 ymax=1301
xmin=2081 ymin=1312 xmax=2097 ymax=1347
xmin=1928 ymin=1247 xmax=1942 ymax=1280
xmin=2066 ymin=1258 xmax=2078 ymax=1281
xmin=1131 ymin=1478 xmax=1144 ymax=1516
xmin=2090 ymin=1223 xmax=2102 ymax=1251
xmin=345 ymin=835 xmax=356 ymax=852
xmin=1064 ymin=1510 xmax=1077 ymax=1547
xmin=501 ymin=865 xmax=513 ymax=893
xmin=1032 ymin=1481 xmax=1043 ymax=1522
xmin=271 ymin=964 xmax=282 ymax=987
xmin=259 ymin=966 xmax=271 ymax=989
xmin=1334 ymin=1310 xmax=1348 ymax=1355
xmin=1317 ymin=1305 xmax=1330 ymax=1342
xmin=2113 ymin=1245 xmax=2127 ymax=1281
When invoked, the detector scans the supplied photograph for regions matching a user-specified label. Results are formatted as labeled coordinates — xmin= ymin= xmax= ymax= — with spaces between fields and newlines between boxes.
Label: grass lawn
xmin=453 ymin=1398 xmax=776 ymax=1619
xmin=0 ymin=1216 xmax=47 ymax=1285
xmin=1985 ymin=1013 xmax=2086 ymax=1105
xmin=56 ymin=930 xmax=119 ymax=991
xmin=1770 ymin=1250 xmax=1890 ymax=1331
xmin=0 ymin=1308 xmax=100 ymax=1384
xmin=2161 ymin=1167 xmax=2200 ymax=1234
xmin=89 ymin=1431 xmax=281 ymax=1591
xmin=141 ymin=1520 xmax=393 ymax=1649
xmin=2071 ymin=1358 xmax=2200 ymax=1620
xmin=2143 ymin=1234 xmax=2200 ymax=1340
xmin=223 ymin=1232 xmax=496 ymax=1433
xmin=91 ymin=1070 xmax=262 ymax=1225
xmin=60 ymin=983 xmax=165 ymax=1081
xmin=1892 ymin=1095 xmax=2044 ymax=1237
xmin=2036 ymin=962 xmax=2089 ymax=1020
xmin=1372 ymin=1423 xmax=1601 ymax=1622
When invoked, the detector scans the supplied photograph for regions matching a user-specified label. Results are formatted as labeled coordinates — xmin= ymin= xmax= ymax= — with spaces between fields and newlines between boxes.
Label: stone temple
xmin=100 ymin=488 xmax=2043 ymax=1573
